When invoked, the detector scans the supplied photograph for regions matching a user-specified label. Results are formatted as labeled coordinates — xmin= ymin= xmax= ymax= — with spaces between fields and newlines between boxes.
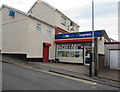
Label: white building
xmin=28 ymin=0 xmax=80 ymax=34
xmin=0 ymin=5 xmax=56 ymax=62
xmin=0 ymin=0 xmax=80 ymax=62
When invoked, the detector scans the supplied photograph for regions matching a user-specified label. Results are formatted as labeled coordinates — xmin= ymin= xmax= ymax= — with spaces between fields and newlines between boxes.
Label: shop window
xmin=47 ymin=28 xmax=52 ymax=35
xmin=61 ymin=17 xmax=66 ymax=26
xmin=36 ymin=23 xmax=41 ymax=32
xmin=56 ymin=43 xmax=83 ymax=58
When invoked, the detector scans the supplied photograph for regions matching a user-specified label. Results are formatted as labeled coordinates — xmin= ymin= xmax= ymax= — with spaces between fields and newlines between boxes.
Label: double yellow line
xmin=1 ymin=59 xmax=97 ymax=85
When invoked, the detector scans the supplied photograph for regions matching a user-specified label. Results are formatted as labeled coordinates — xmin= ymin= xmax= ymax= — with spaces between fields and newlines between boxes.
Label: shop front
xmin=55 ymin=30 xmax=107 ymax=64
xmin=55 ymin=42 xmax=92 ymax=64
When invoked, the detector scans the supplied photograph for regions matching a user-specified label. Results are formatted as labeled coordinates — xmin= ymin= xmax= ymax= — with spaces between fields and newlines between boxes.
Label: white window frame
xmin=61 ymin=16 xmax=66 ymax=26
xmin=47 ymin=27 xmax=52 ymax=35
xmin=36 ymin=23 xmax=41 ymax=32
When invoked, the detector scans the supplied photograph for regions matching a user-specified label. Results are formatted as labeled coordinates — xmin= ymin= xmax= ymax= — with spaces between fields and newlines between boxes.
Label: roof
xmin=1 ymin=4 xmax=56 ymax=28
xmin=28 ymin=0 xmax=80 ymax=27
xmin=1 ymin=4 xmax=29 ymax=16
xmin=101 ymin=30 xmax=110 ymax=42
xmin=28 ymin=0 xmax=57 ymax=13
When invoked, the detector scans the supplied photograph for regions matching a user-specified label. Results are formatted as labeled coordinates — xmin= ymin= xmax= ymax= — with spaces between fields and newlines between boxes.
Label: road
xmin=2 ymin=61 xmax=119 ymax=90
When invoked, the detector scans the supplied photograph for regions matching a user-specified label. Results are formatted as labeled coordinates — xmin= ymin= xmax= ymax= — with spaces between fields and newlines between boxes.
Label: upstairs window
xmin=36 ymin=23 xmax=41 ymax=32
xmin=61 ymin=17 xmax=66 ymax=26
xmin=47 ymin=28 xmax=52 ymax=35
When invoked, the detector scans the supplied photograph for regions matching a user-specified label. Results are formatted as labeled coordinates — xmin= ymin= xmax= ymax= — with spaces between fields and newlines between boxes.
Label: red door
xmin=43 ymin=46 xmax=49 ymax=62
xmin=43 ymin=43 xmax=51 ymax=62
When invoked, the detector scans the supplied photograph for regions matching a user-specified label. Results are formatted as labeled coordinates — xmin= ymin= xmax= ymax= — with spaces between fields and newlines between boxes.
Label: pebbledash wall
xmin=1 ymin=5 xmax=55 ymax=60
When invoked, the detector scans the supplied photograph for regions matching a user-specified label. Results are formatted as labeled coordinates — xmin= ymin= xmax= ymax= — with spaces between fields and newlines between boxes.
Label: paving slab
xmin=98 ymin=68 xmax=120 ymax=82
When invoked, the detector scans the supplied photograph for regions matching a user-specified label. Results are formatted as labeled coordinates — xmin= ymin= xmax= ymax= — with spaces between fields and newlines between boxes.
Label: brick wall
xmin=55 ymin=27 xmax=69 ymax=35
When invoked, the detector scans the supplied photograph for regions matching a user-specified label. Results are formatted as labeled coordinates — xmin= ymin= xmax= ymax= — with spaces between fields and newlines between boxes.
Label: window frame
xmin=61 ymin=16 xmax=66 ymax=26
xmin=47 ymin=27 xmax=52 ymax=35
xmin=36 ymin=23 xmax=42 ymax=32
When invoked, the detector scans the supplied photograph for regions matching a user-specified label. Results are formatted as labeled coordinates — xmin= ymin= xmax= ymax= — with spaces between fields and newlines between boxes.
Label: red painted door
xmin=43 ymin=46 xmax=49 ymax=62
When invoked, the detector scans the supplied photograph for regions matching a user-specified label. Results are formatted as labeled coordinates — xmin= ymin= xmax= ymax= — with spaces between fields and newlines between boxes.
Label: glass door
xmin=84 ymin=46 xmax=92 ymax=65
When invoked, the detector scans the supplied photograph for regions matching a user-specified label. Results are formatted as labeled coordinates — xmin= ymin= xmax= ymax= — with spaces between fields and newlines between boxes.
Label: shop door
xmin=84 ymin=46 xmax=92 ymax=65
xmin=43 ymin=46 xmax=49 ymax=62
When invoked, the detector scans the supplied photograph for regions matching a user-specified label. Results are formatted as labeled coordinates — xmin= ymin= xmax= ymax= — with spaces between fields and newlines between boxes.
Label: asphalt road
xmin=2 ymin=61 xmax=119 ymax=90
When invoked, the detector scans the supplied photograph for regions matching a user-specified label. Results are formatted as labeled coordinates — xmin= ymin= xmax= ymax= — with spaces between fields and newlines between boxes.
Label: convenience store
xmin=54 ymin=30 xmax=110 ymax=64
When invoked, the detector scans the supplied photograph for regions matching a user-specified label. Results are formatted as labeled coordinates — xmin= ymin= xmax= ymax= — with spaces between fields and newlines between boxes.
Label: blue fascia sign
xmin=9 ymin=10 xmax=15 ymax=17
xmin=55 ymin=31 xmax=103 ymax=39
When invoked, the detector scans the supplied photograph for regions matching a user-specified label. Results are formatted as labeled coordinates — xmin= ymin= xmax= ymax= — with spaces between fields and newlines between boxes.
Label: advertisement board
xmin=55 ymin=31 xmax=103 ymax=39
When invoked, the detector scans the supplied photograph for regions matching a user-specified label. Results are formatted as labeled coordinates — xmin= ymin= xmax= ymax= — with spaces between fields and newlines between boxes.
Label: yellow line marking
xmin=2 ymin=59 xmax=97 ymax=85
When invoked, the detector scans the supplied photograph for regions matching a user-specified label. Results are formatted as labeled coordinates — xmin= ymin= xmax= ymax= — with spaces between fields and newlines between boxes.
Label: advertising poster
xmin=57 ymin=43 xmax=83 ymax=58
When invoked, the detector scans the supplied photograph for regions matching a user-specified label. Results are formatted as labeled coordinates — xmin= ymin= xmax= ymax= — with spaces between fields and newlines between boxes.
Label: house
xmin=28 ymin=0 xmax=80 ymax=34
xmin=0 ymin=4 xmax=56 ymax=62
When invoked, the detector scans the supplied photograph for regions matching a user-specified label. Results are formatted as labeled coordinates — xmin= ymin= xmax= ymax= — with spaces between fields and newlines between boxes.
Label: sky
xmin=0 ymin=0 xmax=119 ymax=41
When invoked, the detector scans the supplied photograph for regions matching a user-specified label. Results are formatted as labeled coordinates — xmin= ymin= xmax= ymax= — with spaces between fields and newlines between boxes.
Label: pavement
xmin=98 ymin=67 xmax=119 ymax=82
xmin=1 ymin=54 xmax=120 ymax=88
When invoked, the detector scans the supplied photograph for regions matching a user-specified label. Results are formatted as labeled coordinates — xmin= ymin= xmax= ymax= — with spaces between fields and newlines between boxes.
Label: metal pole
xmin=91 ymin=0 xmax=95 ymax=76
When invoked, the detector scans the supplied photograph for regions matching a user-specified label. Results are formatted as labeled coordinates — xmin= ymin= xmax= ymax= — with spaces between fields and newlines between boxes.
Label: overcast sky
xmin=0 ymin=0 xmax=119 ymax=41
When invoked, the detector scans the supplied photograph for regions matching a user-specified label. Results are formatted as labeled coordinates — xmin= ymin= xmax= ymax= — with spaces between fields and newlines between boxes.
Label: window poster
xmin=75 ymin=51 xmax=79 ymax=57
xmin=57 ymin=43 xmax=83 ymax=58
xmin=57 ymin=51 xmax=62 ymax=57
xmin=68 ymin=51 xmax=74 ymax=57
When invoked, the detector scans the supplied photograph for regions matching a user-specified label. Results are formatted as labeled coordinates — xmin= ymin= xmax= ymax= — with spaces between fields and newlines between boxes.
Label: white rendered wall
xmin=2 ymin=7 xmax=28 ymax=54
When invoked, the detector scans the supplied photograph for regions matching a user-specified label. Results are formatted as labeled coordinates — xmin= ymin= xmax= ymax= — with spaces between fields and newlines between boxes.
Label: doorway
xmin=84 ymin=46 xmax=92 ymax=65
xmin=43 ymin=43 xmax=51 ymax=62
